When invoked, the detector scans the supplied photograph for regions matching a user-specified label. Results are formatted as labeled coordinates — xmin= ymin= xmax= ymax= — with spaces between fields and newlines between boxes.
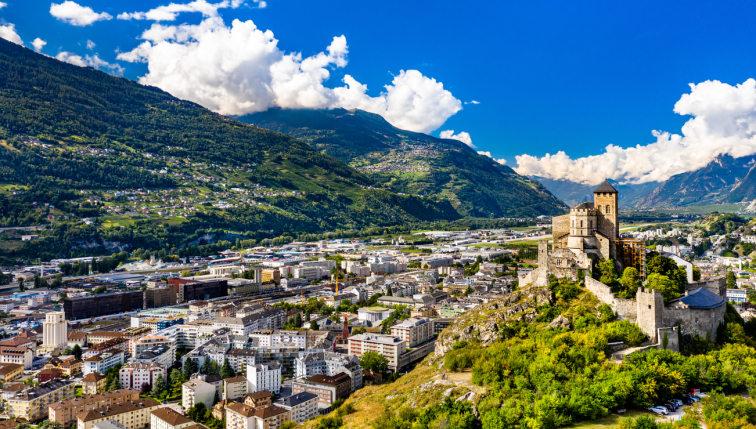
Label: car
xmin=670 ymin=399 xmax=683 ymax=407
xmin=648 ymin=407 xmax=668 ymax=415
xmin=697 ymin=392 xmax=709 ymax=398
xmin=683 ymin=394 xmax=700 ymax=402
xmin=659 ymin=404 xmax=674 ymax=412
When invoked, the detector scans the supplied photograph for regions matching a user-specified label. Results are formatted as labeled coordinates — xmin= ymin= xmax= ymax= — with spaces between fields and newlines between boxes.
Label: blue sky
xmin=2 ymin=0 xmax=756 ymax=184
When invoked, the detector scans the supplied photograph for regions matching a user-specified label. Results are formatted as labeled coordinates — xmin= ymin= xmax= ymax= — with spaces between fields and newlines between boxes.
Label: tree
xmin=693 ymin=266 xmax=702 ymax=281
xmin=182 ymin=359 xmax=194 ymax=381
xmin=18 ymin=278 xmax=24 ymax=292
xmin=152 ymin=374 xmax=167 ymax=398
xmin=645 ymin=273 xmax=680 ymax=303
xmin=619 ymin=267 xmax=642 ymax=298
xmin=386 ymin=285 xmax=393 ymax=296
xmin=200 ymin=358 xmax=211 ymax=375
xmin=213 ymin=389 xmax=220 ymax=405
xmin=310 ymin=321 xmax=319 ymax=330
xmin=359 ymin=351 xmax=389 ymax=374
xmin=220 ymin=358 xmax=235 ymax=379
xmin=727 ymin=268 xmax=737 ymax=289
xmin=187 ymin=403 xmax=207 ymax=422
xmin=294 ymin=313 xmax=302 ymax=328
xmin=107 ymin=376 xmax=121 ymax=391
xmin=662 ymin=331 xmax=669 ymax=350
xmin=72 ymin=344 xmax=82 ymax=361
xmin=209 ymin=361 xmax=220 ymax=376
xmin=141 ymin=382 xmax=151 ymax=394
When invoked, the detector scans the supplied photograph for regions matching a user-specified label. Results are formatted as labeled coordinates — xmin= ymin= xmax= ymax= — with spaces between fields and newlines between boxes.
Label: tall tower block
xmin=593 ymin=180 xmax=619 ymax=240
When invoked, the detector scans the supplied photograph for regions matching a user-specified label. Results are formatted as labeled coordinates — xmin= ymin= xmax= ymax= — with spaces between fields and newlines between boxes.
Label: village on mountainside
xmin=0 ymin=182 xmax=755 ymax=428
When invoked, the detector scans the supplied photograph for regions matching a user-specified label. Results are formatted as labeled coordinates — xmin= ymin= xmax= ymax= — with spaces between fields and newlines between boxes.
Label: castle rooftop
xmin=677 ymin=287 xmax=725 ymax=309
xmin=594 ymin=180 xmax=618 ymax=194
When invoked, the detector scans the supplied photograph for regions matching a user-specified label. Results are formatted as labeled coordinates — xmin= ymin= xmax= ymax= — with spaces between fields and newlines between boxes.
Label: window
xmin=606 ymin=205 xmax=611 ymax=214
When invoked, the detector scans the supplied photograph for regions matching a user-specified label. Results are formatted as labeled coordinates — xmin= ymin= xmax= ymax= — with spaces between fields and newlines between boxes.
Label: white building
xmin=119 ymin=362 xmax=166 ymax=390
xmin=182 ymin=378 xmax=216 ymax=411
xmin=247 ymin=362 xmax=281 ymax=394
xmin=275 ymin=391 xmax=318 ymax=424
xmin=42 ymin=311 xmax=67 ymax=350
xmin=150 ymin=407 xmax=194 ymax=429
xmin=83 ymin=351 xmax=125 ymax=375
xmin=390 ymin=318 xmax=435 ymax=348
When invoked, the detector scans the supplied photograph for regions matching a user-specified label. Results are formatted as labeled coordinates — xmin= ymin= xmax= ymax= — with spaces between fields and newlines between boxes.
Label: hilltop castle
xmin=521 ymin=181 xmax=726 ymax=351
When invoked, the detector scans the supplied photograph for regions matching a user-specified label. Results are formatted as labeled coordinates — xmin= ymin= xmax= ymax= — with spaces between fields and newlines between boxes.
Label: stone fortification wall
xmin=662 ymin=304 xmax=725 ymax=341
xmin=584 ymin=277 xmax=637 ymax=321
xmin=637 ymin=288 xmax=664 ymax=343
xmin=686 ymin=277 xmax=726 ymax=298
xmin=657 ymin=326 xmax=680 ymax=353
xmin=552 ymin=214 xmax=570 ymax=244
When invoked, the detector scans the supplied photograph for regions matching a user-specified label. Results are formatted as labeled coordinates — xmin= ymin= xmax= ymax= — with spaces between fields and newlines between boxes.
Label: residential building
xmin=49 ymin=389 xmax=140 ymax=427
xmin=0 ymin=363 xmax=23 ymax=382
xmin=294 ymin=352 xmax=362 ymax=392
xmin=347 ymin=334 xmax=406 ymax=371
xmin=81 ymin=373 xmax=107 ymax=395
xmin=727 ymin=288 xmax=748 ymax=303
xmin=253 ymin=346 xmax=300 ymax=376
xmin=0 ymin=329 xmax=36 ymax=353
xmin=83 ymin=350 xmax=125 ymax=375
xmin=68 ymin=332 xmax=88 ymax=349
xmin=357 ymin=307 xmax=392 ymax=324
xmin=132 ymin=334 xmax=175 ymax=356
xmin=75 ymin=398 xmax=160 ymax=429
xmin=182 ymin=379 xmax=215 ymax=411
xmin=0 ymin=346 xmax=33 ymax=369
xmin=291 ymin=373 xmax=351 ymax=406
xmin=390 ymin=318 xmax=435 ymax=347
xmin=144 ymin=286 xmax=177 ymax=309
xmin=150 ymin=408 xmax=194 ymax=429
xmin=223 ymin=375 xmax=249 ymax=401
xmin=122 ymin=327 xmax=151 ymax=353
xmin=226 ymin=349 xmax=256 ymax=373
xmin=119 ymin=362 xmax=166 ymax=391
xmin=242 ymin=390 xmax=271 ymax=408
xmin=37 ymin=368 xmax=63 ymax=382
xmin=130 ymin=344 xmax=174 ymax=369
xmin=7 ymin=379 xmax=75 ymax=421
xmin=42 ymin=311 xmax=68 ymax=351
xmin=275 ymin=392 xmax=318 ymax=424
xmin=0 ymin=300 xmax=14 ymax=313
xmin=92 ymin=421 xmax=128 ymax=429
xmin=247 ymin=362 xmax=281 ymax=394
xmin=192 ymin=373 xmax=223 ymax=398
xmin=88 ymin=332 xmax=126 ymax=345
xmin=225 ymin=403 xmax=290 ymax=429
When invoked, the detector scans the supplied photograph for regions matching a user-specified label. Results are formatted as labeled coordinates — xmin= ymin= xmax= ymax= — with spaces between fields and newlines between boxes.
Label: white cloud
xmin=117 ymin=15 xmax=462 ymax=133
xmin=50 ymin=1 xmax=112 ymax=26
xmin=55 ymin=51 xmax=124 ymax=75
xmin=477 ymin=150 xmax=506 ymax=165
xmin=465 ymin=100 xmax=480 ymax=105
xmin=86 ymin=39 xmax=95 ymax=49
xmin=515 ymin=79 xmax=756 ymax=185
xmin=0 ymin=3 xmax=7 ymax=9
xmin=32 ymin=38 xmax=47 ymax=52
xmin=0 ymin=23 xmax=22 ymax=45
xmin=118 ymin=0 xmax=243 ymax=21
xmin=440 ymin=130 xmax=473 ymax=147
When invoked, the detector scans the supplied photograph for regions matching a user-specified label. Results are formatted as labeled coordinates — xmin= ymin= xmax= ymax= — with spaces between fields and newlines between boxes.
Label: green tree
xmin=200 ymin=358 xmax=211 ymax=375
xmin=693 ymin=266 xmax=702 ymax=281
xmin=152 ymin=374 xmax=167 ymax=397
xmin=220 ymin=358 xmax=235 ymax=379
xmin=18 ymin=277 xmax=24 ymax=292
xmin=359 ymin=351 xmax=389 ymax=374
xmin=645 ymin=273 xmax=680 ymax=303
xmin=620 ymin=267 xmax=642 ymax=298
xmin=727 ymin=268 xmax=737 ymax=289
xmin=309 ymin=321 xmax=319 ymax=330
xmin=662 ymin=331 xmax=669 ymax=350
xmin=72 ymin=344 xmax=82 ymax=361
xmin=386 ymin=285 xmax=393 ymax=296
xmin=106 ymin=376 xmax=121 ymax=391
xmin=182 ymin=359 xmax=194 ymax=381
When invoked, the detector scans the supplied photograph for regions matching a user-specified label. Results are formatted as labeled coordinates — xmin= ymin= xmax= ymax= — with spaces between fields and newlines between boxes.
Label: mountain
xmin=636 ymin=154 xmax=756 ymax=208
xmin=0 ymin=39 xmax=482 ymax=260
xmin=534 ymin=177 xmax=659 ymax=208
xmin=238 ymin=108 xmax=568 ymax=218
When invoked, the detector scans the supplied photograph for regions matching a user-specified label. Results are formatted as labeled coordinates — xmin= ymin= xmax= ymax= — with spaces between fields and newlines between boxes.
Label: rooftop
xmin=594 ymin=180 xmax=618 ymax=194
xmin=678 ymin=287 xmax=726 ymax=309
xmin=151 ymin=407 xmax=193 ymax=426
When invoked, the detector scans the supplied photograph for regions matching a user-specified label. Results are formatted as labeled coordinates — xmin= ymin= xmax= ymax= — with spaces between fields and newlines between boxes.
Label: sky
xmin=2 ymin=0 xmax=756 ymax=185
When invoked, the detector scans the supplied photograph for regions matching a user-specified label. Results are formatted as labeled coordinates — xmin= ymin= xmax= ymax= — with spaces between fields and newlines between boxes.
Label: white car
xmin=647 ymin=406 xmax=668 ymax=415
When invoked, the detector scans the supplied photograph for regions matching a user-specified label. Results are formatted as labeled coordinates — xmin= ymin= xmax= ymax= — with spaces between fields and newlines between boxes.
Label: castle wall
xmin=657 ymin=326 xmax=680 ymax=353
xmin=594 ymin=192 xmax=618 ymax=241
xmin=552 ymin=215 xmax=570 ymax=247
xmin=686 ymin=277 xmax=726 ymax=298
xmin=662 ymin=304 xmax=725 ymax=341
xmin=584 ymin=277 xmax=637 ymax=321
xmin=637 ymin=288 xmax=664 ymax=343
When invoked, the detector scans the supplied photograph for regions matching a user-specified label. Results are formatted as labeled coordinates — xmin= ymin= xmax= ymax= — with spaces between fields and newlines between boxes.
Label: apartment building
xmin=132 ymin=334 xmax=175 ymax=356
xmin=347 ymin=334 xmax=406 ymax=371
xmin=81 ymin=373 xmax=107 ymax=395
xmin=390 ymin=318 xmax=435 ymax=347
xmin=226 ymin=349 xmax=256 ymax=373
xmin=0 ymin=363 xmax=23 ymax=382
xmin=182 ymin=379 xmax=215 ymax=411
xmin=150 ymin=408 xmax=194 ymax=429
xmin=243 ymin=390 xmax=272 ymax=408
xmin=75 ymin=398 xmax=160 ymax=429
xmin=247 ymin=362 xmax=281 ymax=394
xmin=294 ymin=352 xmax=363 ymax=392
xmin=225 ymin=403 xmax=290 ymax=429
xmin=8 ymin=379 xmax=75 ymax=421
xmin=223 ymin=376 xmax=249 ymax=401
xmin=119 ymin=362 xmax=166 ymax=390
xmin=87 ymin=332 xmax=126 ymax=345
xmin=49 ymin=389 xmax=141 ymax=427
xmin=275 ymin=391 xmax=319 ymax=424
xmin=67 ymin=332 xmax=88 ymax=349
xmin=83 ymin=350 xmax=125 ymax=375
xmin=291 ymin=373 xmax=351 ymax=406
xmin=0 ymin=345 xmax=33 ymax=369
xmin=131 ymin=344 xmax=174 ymax=369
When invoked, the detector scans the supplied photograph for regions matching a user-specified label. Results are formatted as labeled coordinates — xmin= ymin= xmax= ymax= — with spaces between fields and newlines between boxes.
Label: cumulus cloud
xmin=440 ymin=130 xmax=473 ymax=147
xmin=86 ymin=39 xmax=95 ymax=49
xmin=0 ymin=23 xmax=22 ymax=45
xmin=55 ymin=51 xmax=124 ymax=75
xmin=465 ymin=100 xmax=480 ymax=105
xmin=515 ymin=78 xmax=756 ymax=185
xmin=477 ymin=150 xmax=507 ymax=165
xmin=117 ymin=15 xmax=461 ymax=133
xmin=117 ymin=0 xmax=242 ymax=21
xmin=50 ymin=1 xmax=112 ymax=26
xmin=32 ymin=38 xmax=47 ymax=52
xmin=0 ymin=2 xmax=7 ymax=9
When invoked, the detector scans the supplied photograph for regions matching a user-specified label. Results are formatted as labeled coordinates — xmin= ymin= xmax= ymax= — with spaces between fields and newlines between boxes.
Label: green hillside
xmin=240 ymin=108 xmax=568 ymax=218
xmin=0 ymin=39 xmax=471 ymax=261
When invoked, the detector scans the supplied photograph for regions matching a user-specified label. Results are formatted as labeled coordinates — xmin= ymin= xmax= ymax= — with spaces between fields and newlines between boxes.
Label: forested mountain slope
xmin=240 ymin=108 xmax=568 ymax=218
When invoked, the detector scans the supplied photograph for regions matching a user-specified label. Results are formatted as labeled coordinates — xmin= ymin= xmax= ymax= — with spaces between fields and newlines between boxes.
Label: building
xmin=176 ymin=279 xmax=228 ymax=303
xmin=119 ymin=362 xmax=166 ymax=391
xmin=243 ymin=390 xmax=272 ymax=408
xmin=294 ymin=352 xmax=362 ymax=392
xmin=390 ymin=318 xmax=435 ymax=347
xmin=247 ymin=362 xmax=281 ymax=394
xmin=275 ymin=392 xmax=318 ymax=424
xmin=88 ymin=332 xmax=126 ymax=345
xmin=37 ymin=368 xmax=63 ymax=382
xmin=432 ymin=318 xmax=452 ymax=334
xmin=68 ymin=332 xmax=88 ymax=349
xmin=150 ymin=408 xmax=194 ymax=429
xmin=225 ymin=403 xmax=290 ymax=429
xmin=144 ymin=285 xmax=177 ymax=309
xmin=0 ymin=363 xmax=23 ymax=382
xmin=83 ymin=350 xmax=125 ymax=375
xmin=260 ymin=269 xmax=281 ymax=284
xmin=0 ymin=345 xmax=33 ymax=369
xmin=49 ymin=389 xmax=141 ymax=427
xmin=347 ymin=334 xmax=406 ymax=371
xmin=64 ymin=291 xmax=143 ymax=320
xmin=727 ymin=288 xmax=748 ymax=303
xmin=75 ymin=398 xmax=160 ymax=429
xmin=42 ymin=311 xmax=68 ymax=351
xmin=92 ymin=421 xmax=128 ymax=429
xmin=81 ymin=373 xmax=107 ymax=395
xmin=130 ymin=344 xmax=174 ymax=369
xmin=182 ymin=378 xmax=216 ymax=411
xmin=291 ymin=373 xmax=351 ymax=406
xmin=132 ymin=334 xmax=175 ymax=356
xmin=122 ymin=327 xmax=151 ymax=352
xmin=0 ymin=300 xmax=14 ymax=313
xmin=7 ymin=379 xmax=75 ymax=421
xmin=223 ymin=375 xmax=249 ymax=401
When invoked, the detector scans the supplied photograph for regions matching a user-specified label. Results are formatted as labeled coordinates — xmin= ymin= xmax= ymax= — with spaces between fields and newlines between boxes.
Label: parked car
xmin=664 ymin=402 xmax=677 ymax=410
xmin=670 ymin=399 xmax=684 ymax=407
xmin=697 ymin=392 xmax=709 ymax=398
xmin=648 ymin=406 xmax=668 ymax=415
xmin=683 ymin=394 xmax=700 ymax=402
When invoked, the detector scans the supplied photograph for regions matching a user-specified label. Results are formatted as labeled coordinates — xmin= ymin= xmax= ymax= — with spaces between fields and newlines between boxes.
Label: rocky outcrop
xmin=547 ymin=315 xmax=571 ymax=329
xmin=434 ymin=286 xmax=552 ymax=357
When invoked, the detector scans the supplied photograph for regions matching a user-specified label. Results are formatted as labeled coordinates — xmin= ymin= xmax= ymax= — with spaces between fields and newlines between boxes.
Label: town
xmin=0 ymin=183 xmax=755 ymax=429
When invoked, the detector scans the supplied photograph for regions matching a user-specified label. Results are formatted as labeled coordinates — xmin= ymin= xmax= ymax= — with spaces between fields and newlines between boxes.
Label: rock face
xmin=434 ymin=286 xmax=552 ymax=357
xmin=547 ymin=315 xmax=571 ymax=329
